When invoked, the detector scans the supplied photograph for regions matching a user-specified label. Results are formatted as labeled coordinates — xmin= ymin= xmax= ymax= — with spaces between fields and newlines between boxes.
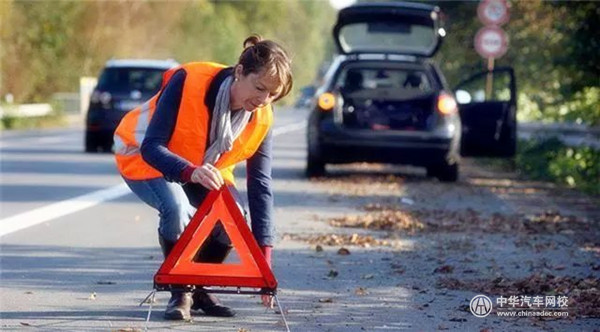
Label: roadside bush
xmin=516 ymin=138 xmax=600 ymax=195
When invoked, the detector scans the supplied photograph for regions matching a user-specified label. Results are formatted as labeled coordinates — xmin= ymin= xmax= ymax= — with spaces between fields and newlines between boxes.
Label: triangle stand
xmin=138 ymin=187 xmax=290 ymax=331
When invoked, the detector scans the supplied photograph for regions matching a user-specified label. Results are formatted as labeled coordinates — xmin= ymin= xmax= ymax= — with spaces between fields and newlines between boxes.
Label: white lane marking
xmin=0 ymin=134 xmax=79 ymax=148
xmin=0 ymin=122 xmax=307 ymax=237
xmin=0 ymin=184 xmax=130 ymax=237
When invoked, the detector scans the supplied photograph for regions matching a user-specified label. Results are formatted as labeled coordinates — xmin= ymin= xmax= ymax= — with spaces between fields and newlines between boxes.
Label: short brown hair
xmin=237 ymin=34 xmax=293 ymax=102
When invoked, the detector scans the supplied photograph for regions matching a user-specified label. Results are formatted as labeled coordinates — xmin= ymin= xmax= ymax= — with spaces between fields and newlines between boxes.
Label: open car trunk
xmin=336 ymin=66 xmax=437 ymax=131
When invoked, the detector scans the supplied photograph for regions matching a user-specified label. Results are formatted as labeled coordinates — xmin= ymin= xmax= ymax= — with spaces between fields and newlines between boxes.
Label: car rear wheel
xmin=427 ymin=162 xmax=459 ymax=182
xmin=306 ymin=153 xmax=325 ymax=177
xmin=85 ymin=132 xmax=98 ymax=153
xmin=306 ymin=134 xmax=325 ymax=177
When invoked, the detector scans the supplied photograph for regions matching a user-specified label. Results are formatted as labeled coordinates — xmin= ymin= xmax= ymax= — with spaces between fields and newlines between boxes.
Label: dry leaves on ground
xmin=328 ymin=204 xmax=594 ymax=238
xmin=282 ymin=233 xmax=391 ymax=247
xmin=310 ymin=174 xmax=404 ymax=196
xmin=438 ymin=274 xmax=600 ymax=318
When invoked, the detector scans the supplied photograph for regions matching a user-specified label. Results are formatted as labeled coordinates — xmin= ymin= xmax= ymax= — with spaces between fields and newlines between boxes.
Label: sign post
xmin=475 ymin=0 xmax=510 ymax=99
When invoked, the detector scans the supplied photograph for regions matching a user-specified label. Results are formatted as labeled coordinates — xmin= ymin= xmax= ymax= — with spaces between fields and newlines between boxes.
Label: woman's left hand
xmin=190 ymin=163 xmax=224 ymax=190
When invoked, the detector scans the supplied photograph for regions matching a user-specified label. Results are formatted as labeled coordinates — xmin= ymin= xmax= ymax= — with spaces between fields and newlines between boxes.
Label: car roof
xmin=104 ymin=59 xmax=179 ymax=69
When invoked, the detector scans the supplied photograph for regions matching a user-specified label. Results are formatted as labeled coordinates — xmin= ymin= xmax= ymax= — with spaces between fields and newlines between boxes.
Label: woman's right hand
xmin=190 ymin=163 xmax=224 ymax=190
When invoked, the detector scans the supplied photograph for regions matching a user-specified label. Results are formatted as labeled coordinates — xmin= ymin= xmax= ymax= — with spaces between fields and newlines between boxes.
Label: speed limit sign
xmin=474 ymin=26 xmax=508 ymax=58
xmin=478 ymin=0 xmax=510 ymax=26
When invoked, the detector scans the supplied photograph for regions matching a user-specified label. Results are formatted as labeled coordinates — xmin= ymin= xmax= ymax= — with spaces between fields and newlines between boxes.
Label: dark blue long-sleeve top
xmin=140 ymin=68 xmax=274 ymax=247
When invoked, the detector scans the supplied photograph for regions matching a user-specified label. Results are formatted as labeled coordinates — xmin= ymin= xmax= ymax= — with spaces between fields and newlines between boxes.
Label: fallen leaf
xmin=434 ymin=265 xmax=454 ymax=274
xmin=318 ymin=298 xmax=334 ymax=303
xmin=449 ymin=318 xmax=467 ymax=322
xmin=97 ymin=280 xmax=116 ymax=285
xmin=355 ymin=287 xmax=368 ymax=296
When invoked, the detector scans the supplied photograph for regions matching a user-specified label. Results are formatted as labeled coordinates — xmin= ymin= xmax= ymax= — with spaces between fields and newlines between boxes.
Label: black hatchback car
xmin=306 ymin=2 xmax=516 ymax=181
xmin=84 ymin=59 xmax=178 ymax=152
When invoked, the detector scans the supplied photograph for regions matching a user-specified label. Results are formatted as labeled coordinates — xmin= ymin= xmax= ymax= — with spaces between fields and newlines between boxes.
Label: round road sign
xmin=478 ymin=0 xmax=510 ymax=26
xmin=474 ymin=26 xmax=508 ymax=58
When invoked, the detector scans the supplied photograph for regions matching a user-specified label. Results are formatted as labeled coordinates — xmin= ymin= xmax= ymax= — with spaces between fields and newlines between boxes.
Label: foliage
xmin=1 ymin=0 xmax=597 ymax=124
xmin=433 ymin=0 xmax=599 ymax=125
xmin=1 ymin=0 xmax=335 ymax=105
xmin=516 ymin=138 xmax=600 ymax=195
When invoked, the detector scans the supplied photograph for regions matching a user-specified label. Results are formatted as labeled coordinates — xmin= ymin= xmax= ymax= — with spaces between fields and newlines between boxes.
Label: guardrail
xmin=519 ymin=122 xmax=600 ymax=150
xmin=0 ymin=104 xmax=53 ymax=118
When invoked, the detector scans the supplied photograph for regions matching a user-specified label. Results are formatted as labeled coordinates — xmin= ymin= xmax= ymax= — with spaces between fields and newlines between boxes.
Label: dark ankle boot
xmin=191 ymin=290 xmax=236 ymax=317
xmin=158 ymin=234 xmax=193 ymax=321
xmin=164 ymin=291 xmax=192 ymax=320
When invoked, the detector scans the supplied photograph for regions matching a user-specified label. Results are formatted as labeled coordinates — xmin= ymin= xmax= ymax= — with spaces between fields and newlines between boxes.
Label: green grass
xmin=477 ymin=138 xmax=600 ymax=196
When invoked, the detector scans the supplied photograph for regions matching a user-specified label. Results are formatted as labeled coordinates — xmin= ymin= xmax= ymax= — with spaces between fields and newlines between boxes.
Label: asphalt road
xmin=1 ymin=108 xmax=598 ymax=332
xmin=0 ymin=108 xmax=309 ymax=331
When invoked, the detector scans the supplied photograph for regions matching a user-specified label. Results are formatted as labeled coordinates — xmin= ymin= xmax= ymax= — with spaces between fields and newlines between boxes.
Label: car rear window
xmin=96 ymin=67 xmax=165 ymax=93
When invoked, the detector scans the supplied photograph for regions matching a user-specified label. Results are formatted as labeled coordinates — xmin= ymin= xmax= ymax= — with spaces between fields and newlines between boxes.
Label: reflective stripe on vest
xmin=135 ymin=101 xmax=151 ymax=145
xmin=114 ymin=101 xmax=150 ymax=157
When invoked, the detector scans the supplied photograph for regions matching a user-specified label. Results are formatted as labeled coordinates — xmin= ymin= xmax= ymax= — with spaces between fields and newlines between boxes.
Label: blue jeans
xmin=123 ymin=177 xmax=247 ymax=244
xmin=124 ymin=177 xmax=196 ymax=243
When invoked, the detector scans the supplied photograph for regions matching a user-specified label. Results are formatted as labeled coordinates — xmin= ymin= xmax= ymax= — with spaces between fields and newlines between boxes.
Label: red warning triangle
xmin=154 ymin=187 xmax=277 ymax=290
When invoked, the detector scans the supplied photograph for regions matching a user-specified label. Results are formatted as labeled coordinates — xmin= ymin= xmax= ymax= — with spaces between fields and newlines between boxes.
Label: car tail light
xmin=90 ymin=91 xmax=101 ymax=104
xmin=99 ymin=92 xmax=112 ymax=105
xmin=318 ymin=92 xmax=335 ymax=111
xmin=90 ymin=91 xmax=112 ymax=109
xmin=437 ymin=93 xmax=457 ymax=115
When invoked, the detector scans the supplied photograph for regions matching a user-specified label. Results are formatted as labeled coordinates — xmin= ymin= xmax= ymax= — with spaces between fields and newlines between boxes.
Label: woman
xmin=113 ymin=35 xmax=292 ymax=321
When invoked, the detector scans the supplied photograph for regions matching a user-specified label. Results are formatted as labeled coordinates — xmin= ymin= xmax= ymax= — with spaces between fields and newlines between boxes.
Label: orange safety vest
xmin=113 ymin=62 xmax=273 ymax=184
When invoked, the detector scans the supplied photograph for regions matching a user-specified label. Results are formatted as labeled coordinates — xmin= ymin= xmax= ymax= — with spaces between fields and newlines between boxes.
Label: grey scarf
xmin=203 ymin=75 xmax=252 ymax=165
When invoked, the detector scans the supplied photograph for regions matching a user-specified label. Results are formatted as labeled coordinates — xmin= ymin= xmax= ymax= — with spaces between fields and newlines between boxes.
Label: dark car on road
xmin=306 ymin=2 xmax=517 ymax=181
xmin=85 ymin=59 xmax=178 ymax=152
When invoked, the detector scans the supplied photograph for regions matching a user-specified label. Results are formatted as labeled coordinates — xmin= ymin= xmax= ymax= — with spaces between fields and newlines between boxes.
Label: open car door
xmin=455 ymin=67 xmax=517 ymax=157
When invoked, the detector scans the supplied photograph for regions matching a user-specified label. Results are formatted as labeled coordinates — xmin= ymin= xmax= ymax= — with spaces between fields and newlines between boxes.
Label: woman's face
xmin=231 ymin=65 xmax=282 ymax=112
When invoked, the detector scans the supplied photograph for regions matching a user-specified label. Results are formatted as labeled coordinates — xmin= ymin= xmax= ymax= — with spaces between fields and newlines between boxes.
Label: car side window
xmin=456 ymin=71 xmax=512 ymax=103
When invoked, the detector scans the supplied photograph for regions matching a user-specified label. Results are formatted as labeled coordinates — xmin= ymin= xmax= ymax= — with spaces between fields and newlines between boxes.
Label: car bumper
xmin=86 ymin=108 xmax=128 ymax=132
xmin=319 ymin=125 xmax=459 ymax=166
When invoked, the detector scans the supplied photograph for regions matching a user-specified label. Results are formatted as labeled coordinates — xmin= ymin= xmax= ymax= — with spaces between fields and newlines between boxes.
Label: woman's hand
xmin=190 ymin=163 xmax=224 ymax=190
xmin=261 ymin=293 xmax=274 ymax=308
